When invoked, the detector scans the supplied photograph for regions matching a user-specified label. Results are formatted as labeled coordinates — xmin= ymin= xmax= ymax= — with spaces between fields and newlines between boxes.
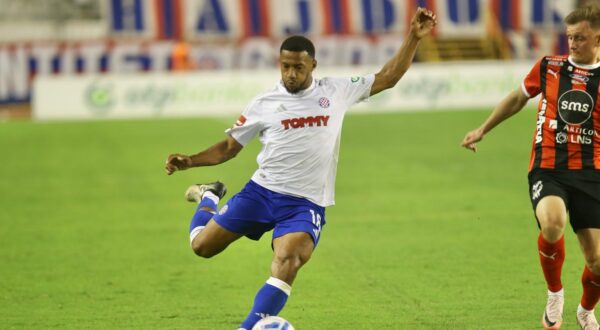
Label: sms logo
xmin=557 ymin=90 xmax=594 ymax=125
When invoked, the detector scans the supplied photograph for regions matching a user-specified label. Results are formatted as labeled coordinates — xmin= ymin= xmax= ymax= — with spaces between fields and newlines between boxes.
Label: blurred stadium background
xmin=1 ymin=0 xmax=598 ymax=329
xmin=0 ymin=0 xmax=594 ymax=119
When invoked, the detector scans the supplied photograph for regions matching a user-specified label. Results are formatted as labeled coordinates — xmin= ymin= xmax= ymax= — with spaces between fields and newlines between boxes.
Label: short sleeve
xmin=522 ymin=59 xmax=542 ymax=98
xmin=225 ymin=99 xmax=264 ymax=146
xmin=329 ymin=74 xmax=375 ymax=105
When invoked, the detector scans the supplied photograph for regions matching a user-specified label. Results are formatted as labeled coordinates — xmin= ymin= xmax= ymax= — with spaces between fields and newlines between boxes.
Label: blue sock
xmin=239 ymin=277 xmax=292 ymax=330
xmin=188 ymin=193 xmax=219 ymax=242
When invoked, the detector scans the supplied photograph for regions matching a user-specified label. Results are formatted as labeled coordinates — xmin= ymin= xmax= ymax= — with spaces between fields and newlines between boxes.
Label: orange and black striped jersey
xmin=523 ymin=55 xmax=600 ymax=171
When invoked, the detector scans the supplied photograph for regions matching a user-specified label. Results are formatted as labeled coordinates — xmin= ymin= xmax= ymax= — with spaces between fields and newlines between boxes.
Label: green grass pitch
xmin=0 ymin=109 xmax=589 ymax=329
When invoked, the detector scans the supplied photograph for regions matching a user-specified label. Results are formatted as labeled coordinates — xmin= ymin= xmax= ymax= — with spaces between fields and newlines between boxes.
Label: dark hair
xmin=280 ymin=35 xmax=315 ymax=58
xmin=564 ymin=5 xmax=600 ymax=29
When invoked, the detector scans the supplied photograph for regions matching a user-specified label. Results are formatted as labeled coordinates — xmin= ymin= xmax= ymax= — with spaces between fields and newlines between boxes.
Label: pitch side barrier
xmin=1 ymin=0 xmax=573 ymax=105
xmin=33 ymin=60 xmax=538 ymax=121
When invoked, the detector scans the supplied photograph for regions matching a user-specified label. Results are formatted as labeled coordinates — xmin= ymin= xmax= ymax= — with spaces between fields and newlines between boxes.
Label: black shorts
xmin=528 ymin=169 xmax=600 ymax=231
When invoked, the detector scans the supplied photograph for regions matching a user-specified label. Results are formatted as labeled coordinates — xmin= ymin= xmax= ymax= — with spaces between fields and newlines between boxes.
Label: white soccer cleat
xmin=542 ymin=293 xmax=564 ymax=329
xmin=577 ymin=305 xmax=599 ymax=330
xmin=184 ymin=181 xmax=227 ymax=203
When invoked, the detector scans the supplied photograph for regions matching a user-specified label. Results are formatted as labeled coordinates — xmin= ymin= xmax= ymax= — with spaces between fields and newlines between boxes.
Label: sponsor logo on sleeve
xmin=351 ymin=76 xmax=360 ymax=83
xmin=234 ymin=115 xmax=247 ymax=127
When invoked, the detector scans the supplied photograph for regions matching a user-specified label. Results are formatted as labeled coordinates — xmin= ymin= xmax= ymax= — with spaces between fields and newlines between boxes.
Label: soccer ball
xmin=252 ymin=316 xmax=295 ymax=330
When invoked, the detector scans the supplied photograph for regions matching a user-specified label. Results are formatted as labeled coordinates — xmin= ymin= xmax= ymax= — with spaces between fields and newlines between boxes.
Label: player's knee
xmin=191 ymin=239 xmax=218 ymax=258
xmin=538 ymin=214 xmax=566 ymax=241
xmin=273 ymin=255 xmax=299 ymax=270
xmin=274 ymin=251 xmax=310 ymax=271
xmin=536 ymin=198 xmax=567 ymax=238
xmin=585 ymin=256 xmax=600 ymax=274
xmin=540 ymin=227 xmax=565 ymax=243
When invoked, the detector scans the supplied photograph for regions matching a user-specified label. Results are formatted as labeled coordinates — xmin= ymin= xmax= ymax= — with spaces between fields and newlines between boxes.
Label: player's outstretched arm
xmin=370 ymin=7 xmax=437 ymax=96
xmin=165 ymin=136 xmax=243 ymax=175
xmin=461 ymin=88 xmax=530 ymax=152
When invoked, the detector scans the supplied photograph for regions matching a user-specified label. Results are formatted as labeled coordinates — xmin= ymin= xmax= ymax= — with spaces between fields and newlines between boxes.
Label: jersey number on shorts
xmin=309 ymin=209 xmax=322 ymax=238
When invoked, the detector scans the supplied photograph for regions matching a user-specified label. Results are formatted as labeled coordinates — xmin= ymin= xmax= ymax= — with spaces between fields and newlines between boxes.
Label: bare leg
xmin=536 ymin=196 xmax=567 ymax=242
xmin=191 ymin=219 xmax=243 ymax=258
xmin=271 ymin=232 xmax=315 ymax=284
xmin=536 ymin=196 xmax=567 ymax=329
xmin=239 ymin=232 xmax=315 ymax=329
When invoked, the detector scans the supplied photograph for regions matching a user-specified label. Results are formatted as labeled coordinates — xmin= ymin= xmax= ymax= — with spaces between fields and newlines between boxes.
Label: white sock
xmin=202 ymin=191 xmax=220 ymax=205
xmin=548 ymin=288 xmax=564 ymax=297
xmin=266 ymin=276 xmax=292 ymax=296
xmin=578 ymin=303 xmax=594 ymax=313
xmin=189 ymin=226 xmax=205 ymax=243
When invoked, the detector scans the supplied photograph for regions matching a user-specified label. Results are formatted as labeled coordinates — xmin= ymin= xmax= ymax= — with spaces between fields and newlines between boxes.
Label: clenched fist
xmin=165 ymin=153 xmax=192 ymax=175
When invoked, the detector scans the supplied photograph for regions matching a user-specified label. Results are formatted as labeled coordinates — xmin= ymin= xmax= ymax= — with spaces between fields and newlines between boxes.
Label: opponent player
xmin=461 ymin=5 xmax=600 ymax=329
xmin=165 ymin=7 xmax=436 ymax=330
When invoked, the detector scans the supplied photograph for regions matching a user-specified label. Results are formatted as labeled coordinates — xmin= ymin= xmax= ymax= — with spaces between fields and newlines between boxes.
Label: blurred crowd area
xmin=0 ymin=0 xmax=594 ymax=107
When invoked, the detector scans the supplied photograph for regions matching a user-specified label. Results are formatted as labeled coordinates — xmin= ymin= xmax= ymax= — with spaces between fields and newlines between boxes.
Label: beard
xmin=283 ymin=78 xmax=308 ymax=94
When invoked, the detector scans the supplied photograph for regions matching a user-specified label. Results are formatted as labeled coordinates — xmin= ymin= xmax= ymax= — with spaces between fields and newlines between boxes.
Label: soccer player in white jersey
xmin=165 ymin=7 xmax=436 ymax=330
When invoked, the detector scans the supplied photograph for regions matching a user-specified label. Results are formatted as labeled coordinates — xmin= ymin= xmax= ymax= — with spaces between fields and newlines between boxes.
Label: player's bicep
xmin=370 ymin=72 xmax=388 ymax=96
xmin=500 ymin=88 xmax=530 ymax=117
xmin=513 ymin=88 xmax=531 ymax=109
xmin=225 ymin=135 xmax=244 ymax=156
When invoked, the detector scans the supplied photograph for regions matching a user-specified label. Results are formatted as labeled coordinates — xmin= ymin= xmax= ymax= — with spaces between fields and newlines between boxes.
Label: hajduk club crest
xmin=318 ymin=97 xmax=330 ymax=108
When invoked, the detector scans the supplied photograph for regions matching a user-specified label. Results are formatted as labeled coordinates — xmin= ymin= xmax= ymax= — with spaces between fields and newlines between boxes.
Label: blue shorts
xmin=213 ymin=180 xmax=326 ymax=246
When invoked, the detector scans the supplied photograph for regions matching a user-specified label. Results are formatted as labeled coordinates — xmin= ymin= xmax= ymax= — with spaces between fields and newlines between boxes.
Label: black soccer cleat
xmin=184 ymin=181 xmax=227 ymax=203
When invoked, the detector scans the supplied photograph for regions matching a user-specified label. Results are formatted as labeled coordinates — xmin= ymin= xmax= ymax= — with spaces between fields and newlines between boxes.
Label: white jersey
xmin=226 ymin=74 xmax=375 ymax=207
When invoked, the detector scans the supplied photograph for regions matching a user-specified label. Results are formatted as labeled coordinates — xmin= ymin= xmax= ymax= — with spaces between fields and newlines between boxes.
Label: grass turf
xmin=0 ymin=109 xmax=588 ymax=329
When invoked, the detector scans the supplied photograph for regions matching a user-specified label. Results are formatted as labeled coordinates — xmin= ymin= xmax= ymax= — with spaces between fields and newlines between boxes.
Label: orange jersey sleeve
xmin=522 ymin=58 xmax=542 ymax=98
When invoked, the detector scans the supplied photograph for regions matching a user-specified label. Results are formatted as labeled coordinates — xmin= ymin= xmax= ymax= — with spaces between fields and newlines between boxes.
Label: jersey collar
xmin=277 ymin=78 xmax=317 ymax=97
xmin=568 ymin=56 xmax=600 ymax=70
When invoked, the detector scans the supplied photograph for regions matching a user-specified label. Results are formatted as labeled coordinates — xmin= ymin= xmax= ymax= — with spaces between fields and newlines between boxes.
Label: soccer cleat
xmin=184 ymin=181 xmax=227 ymax=203
xmin=542 ymin=293 xmax=564 ymax=329
xmin=576 ymin=306 xmax=600 ymax=330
